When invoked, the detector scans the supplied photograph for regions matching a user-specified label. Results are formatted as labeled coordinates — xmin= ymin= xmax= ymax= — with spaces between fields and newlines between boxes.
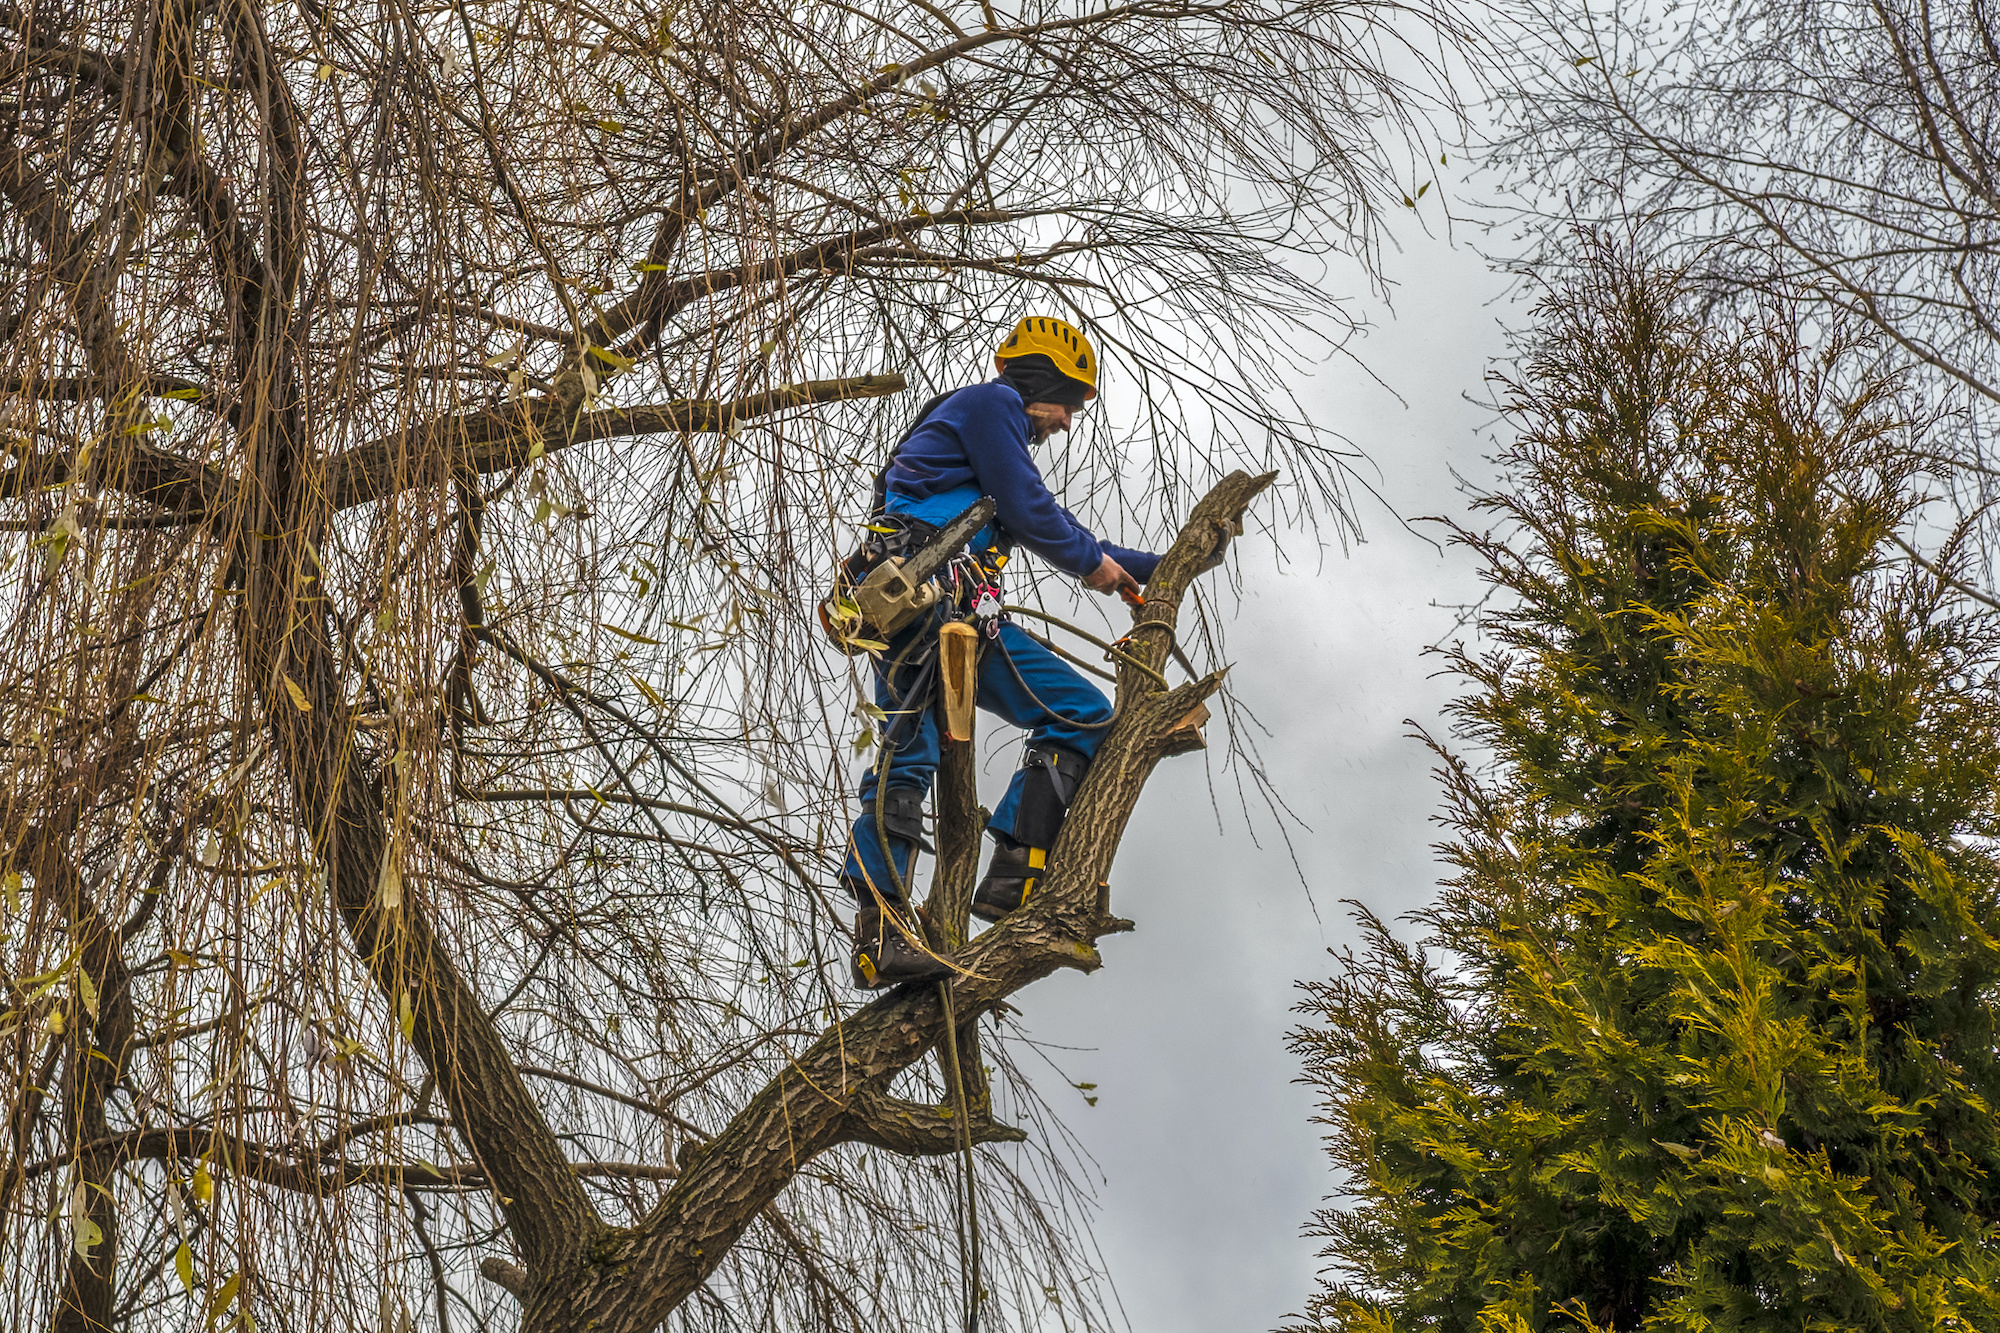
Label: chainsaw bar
xmin=901 ymin=496 xmax=997 ymax=586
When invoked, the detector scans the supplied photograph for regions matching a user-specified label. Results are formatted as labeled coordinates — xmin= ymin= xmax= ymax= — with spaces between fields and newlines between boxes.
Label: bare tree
xmin=0 ymin=0 xmax=1469 ymax=1328
xmin=1485 ymin=0 xmax=2000 ymax=592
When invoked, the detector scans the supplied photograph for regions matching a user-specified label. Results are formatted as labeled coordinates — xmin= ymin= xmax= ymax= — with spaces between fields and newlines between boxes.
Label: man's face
xmin=1023 ymin=401 xmax=1076 ymax=441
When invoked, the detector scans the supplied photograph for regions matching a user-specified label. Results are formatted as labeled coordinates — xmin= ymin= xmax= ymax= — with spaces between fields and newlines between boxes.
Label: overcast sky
xmin=987 ymin=225 xmax=1519 ymax=1331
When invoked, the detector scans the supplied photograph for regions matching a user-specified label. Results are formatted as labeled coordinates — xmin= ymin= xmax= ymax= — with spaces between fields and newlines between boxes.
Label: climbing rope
xmin=999 ymin=604 xmax=1173 ymax=689
xmin=939 ymin=980 xmax=983 ymax=1332
xmin=986 ymin=631 xmax=1121 ymax=730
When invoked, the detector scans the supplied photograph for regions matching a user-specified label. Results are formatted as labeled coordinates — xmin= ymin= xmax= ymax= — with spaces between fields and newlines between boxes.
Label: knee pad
xmin=1011 ymin=743 xmax=1089 ymax=849
xmin=860 ymin=786 xmax=935 ymax=854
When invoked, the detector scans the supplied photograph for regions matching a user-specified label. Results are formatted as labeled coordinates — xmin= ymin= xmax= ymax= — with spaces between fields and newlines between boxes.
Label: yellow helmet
xmin=994 ymin=316 xmax=1098 ymax=400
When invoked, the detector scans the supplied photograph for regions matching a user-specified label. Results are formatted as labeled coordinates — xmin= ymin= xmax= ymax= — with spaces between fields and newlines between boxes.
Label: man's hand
xmin=1083 ymin=554 xmax=1140 ymax=598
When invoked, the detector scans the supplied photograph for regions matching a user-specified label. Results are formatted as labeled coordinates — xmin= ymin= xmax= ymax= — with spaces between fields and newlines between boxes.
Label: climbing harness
xmin=823 ymin=496 xmax=1000 ymax=650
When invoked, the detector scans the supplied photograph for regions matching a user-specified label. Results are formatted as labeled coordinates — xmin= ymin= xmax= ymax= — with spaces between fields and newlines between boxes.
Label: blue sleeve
xmin=1048 ymin=497 xmax=1159 ymax=582
xmin=942 ymin=384 xmax=1104 ymax=577
xmin=924 ymin=383 xmax=1161 ymax=581
xmin=1102 ymin=543 xmax=1161 ymax=584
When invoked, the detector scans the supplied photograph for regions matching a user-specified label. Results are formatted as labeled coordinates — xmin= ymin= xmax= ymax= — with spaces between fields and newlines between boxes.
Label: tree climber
xmin=830 ymin=317 xmax=1161 ymax=989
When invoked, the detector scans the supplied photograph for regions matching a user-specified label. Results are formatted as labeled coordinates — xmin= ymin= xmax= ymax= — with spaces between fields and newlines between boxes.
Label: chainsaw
xmin=821 ymin=496 xmax=998 ymax=651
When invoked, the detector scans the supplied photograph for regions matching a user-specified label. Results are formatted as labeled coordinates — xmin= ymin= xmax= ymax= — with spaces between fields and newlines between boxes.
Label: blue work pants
xmin=842 ymin=617 xmax=1112 ymax=900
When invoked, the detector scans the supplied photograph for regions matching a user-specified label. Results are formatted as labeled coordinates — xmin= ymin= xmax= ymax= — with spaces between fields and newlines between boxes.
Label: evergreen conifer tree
xmin=1292 ymin=247 xmax=2000 ymax=1332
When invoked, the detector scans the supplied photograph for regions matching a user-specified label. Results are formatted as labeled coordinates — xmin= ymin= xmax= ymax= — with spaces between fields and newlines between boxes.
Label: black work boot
xmin=852 ymin=903 xmax=953 ymax=989
xmin=972 ymin=834 xmax=1046 ymax=923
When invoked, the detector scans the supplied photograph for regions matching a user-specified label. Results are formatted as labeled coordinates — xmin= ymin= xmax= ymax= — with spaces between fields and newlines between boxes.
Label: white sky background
xmin=979 ymin=225 xmax=1519 ymax=1331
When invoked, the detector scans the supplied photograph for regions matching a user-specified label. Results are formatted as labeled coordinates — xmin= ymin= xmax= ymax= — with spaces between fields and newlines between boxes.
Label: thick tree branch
xmin=308 ymin=761 xmax=602 ymax=1266
xmin=602 ymin=212 xmax=1015 ymax=346
xmin=843 ymin=1087 xmax=1027 ymax=1155
xmin=26 ymin=835 xmax=138 ymax=1333
xmin=325 ymin=373 xmax=908 ymax=509
xmin=34 ymin=1125 xmax=679 ymax=1193
xmin=924 ymin=698 xmax=994 ymax=1116
xmin=31 ymin=1125 xmax=485 ymax=1193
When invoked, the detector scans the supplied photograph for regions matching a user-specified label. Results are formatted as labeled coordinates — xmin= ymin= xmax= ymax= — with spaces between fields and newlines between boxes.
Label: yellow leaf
xmin=586 ymin=344 xmax=634 ymax=372
xmin=71 ymin=1189 xmax=102 ymax=1260
xmin=76 ymin=969 xmax=99 ymax=1022
xmin=601 ymin=623 xmax=662 ymax=645
xmin=629 ymin=675 xmax=666 ymax=708
xmin=192 ymin=1157 xmax=214 ymax=1204
xmin=281 ymin=675 xmax=311 ymax=712
xmin=207 ymin=1270 xmax=240 ymax=1325
xmin=376 ymin=845 xmax=402 ymax=911
xmin=399 ymin=990 xmax=416 ymax=1040
xmin=162 ymin=387 xmax=204 ymax=401
xmin=39 ymin=507 xmax=78 ymax=576
xmin=175 ymin=1240 xmax=196 ymax=1292
xmin=2 ymin=871 xmax=19 ymax=914
xmin=316 ymin=62 xmax=334 ymax=80
xmin=18 ymin=951 xmax=80 ymax=994
xmin=595 ymin=117 xmax=624 ymax=133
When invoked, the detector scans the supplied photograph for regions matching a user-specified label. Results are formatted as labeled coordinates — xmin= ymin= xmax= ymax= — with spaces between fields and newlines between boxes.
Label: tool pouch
xmin=819 ymin=517 xmax=944 ymax=653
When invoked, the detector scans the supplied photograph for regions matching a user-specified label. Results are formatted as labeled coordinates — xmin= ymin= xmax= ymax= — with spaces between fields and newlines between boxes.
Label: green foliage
xmin=1292 ymin=247 xmax=2000 ymax=1333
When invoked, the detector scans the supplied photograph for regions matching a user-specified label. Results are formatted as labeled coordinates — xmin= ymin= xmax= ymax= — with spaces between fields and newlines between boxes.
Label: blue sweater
xmin=881 ymin=382 xmax=1159 ymax=582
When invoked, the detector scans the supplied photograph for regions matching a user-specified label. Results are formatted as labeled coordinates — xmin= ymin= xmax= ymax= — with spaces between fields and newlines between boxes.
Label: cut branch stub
xmin=1116 ymin=469 xmax=1274 ymax=697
